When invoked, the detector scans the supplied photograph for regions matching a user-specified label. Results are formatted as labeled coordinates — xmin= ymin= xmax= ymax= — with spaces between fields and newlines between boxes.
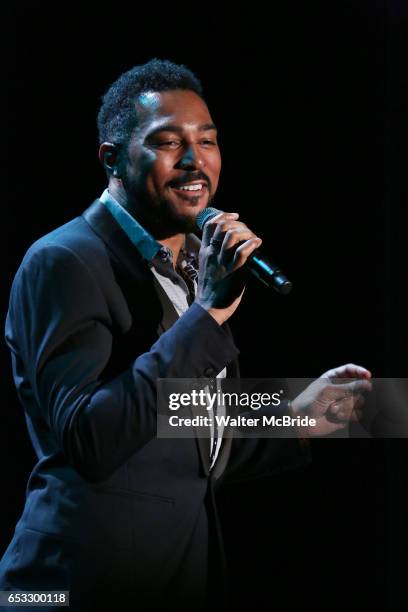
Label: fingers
xmin=349 ymin=395 xmax=365 ymax=422
xmin=232 ymin=237 xmax=262 ymax=271
xmin=324 ymin=380 xmax=372 ymax=406
xmin=322 ymin=363 xmax=372 ymax=381
xmin=212 ymin=219 xmax=253 ymax=249
xmin=201 ymin=212 xmax=239 ymax=247
xmin=327 ymin=389 xmax=368 ymax=423
xmin=328 ymin=396 xmax=357 ymax=422
xmin=204 ymin=212 xmax=259 ymax=248
xmin=197 ymin=211 xmax=257 ymax=316
xmin=332 ymin=378 xmax=372 ymax=395
xmin=312 ymin=376 xmax=372 ymax=427
xmin=203 ymin=212 xmax=262 ymax=270
xmin=220 ymin=222 xmax=262 ymax=270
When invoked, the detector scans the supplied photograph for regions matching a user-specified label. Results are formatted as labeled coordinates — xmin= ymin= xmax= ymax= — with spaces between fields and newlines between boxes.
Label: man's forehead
xmin=134 ymin=89 xmax=213 ymax=132
xmin=137 ymin=91 xmax=162 ymax=112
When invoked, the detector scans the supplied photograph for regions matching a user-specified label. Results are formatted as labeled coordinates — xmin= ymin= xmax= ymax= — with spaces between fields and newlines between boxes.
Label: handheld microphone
xmin=195 ymin=207 xmax=293 ymax=295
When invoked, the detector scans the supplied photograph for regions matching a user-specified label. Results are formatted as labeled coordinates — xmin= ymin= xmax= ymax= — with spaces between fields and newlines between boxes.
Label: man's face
xmin=120 ymin=89 xmax=221 ymax=235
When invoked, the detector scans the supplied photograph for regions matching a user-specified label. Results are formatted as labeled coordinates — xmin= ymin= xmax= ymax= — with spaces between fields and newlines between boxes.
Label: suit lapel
xmin=82 ymin=199 xmax=155 ymax=289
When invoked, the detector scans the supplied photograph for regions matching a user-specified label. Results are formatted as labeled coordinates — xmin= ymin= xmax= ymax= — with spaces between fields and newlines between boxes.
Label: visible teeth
xmin=178 ymin=184 xmax=203 ymax=191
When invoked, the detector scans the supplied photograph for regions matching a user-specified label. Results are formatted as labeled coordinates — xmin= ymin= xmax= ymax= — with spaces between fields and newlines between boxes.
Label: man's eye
xmin=156 ymin=140 xmax=180 ymax=148
xmin=150 ymin=139 xmax=217 ymax=149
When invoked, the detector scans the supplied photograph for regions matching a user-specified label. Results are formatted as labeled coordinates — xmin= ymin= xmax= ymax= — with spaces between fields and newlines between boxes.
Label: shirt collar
xmin=100 ymin=188 xmax=161 ymax=261
xmin=100 ymin=188 xmax=201 ymax=265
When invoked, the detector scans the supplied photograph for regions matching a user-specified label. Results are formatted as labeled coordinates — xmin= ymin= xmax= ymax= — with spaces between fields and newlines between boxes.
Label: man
xmin=0 ymin=59 xmax=371 ymax=611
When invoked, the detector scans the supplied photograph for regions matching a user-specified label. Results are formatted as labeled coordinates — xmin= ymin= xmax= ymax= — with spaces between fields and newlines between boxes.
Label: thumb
xmin=331 ymin=379 xmax=373 ymax=396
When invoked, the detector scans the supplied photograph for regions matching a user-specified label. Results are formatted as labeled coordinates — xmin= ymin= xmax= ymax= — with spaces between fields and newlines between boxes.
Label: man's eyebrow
xmin=198 ymin=123 xmax=217 ymax=132
xmin=146 ymin=123 xmax=218 ymax=137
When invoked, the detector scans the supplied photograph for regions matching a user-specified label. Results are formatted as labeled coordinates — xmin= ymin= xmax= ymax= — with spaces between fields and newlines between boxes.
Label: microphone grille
xmin=195 ymin=207 xmax=223 ymax=231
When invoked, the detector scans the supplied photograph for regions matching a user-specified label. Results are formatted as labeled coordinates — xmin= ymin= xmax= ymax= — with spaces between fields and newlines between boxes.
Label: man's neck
xmin=108 ymin=181 xmax=128 ymax=208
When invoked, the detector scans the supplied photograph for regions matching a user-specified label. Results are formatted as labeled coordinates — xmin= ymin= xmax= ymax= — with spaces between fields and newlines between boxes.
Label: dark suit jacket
xmin=0 ymin=200 xmax=309 ymax=611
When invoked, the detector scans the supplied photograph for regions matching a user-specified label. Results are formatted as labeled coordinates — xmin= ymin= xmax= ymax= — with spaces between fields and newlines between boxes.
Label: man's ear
xmin=98 ymin=142 xmax=120 ymax=177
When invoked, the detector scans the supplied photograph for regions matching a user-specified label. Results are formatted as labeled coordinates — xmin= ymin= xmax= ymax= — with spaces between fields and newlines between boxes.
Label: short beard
xmin=131 ymin=191 xmax=215 ymax=239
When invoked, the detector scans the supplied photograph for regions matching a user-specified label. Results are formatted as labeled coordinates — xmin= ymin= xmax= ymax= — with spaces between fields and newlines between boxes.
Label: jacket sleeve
xmin=6 ymin=243 xmax=239 ymax=483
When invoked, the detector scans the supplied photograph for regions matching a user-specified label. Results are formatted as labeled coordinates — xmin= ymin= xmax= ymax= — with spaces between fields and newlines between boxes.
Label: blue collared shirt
xmin=100 ymin=189 xmax=161 ymax=261
xmin=100 ymin=188 xmax=196 ymax=316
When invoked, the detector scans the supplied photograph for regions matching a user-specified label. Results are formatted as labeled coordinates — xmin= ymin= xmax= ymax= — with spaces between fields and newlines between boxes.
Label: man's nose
xmin=176 ymin=145 xmax=203 ymax=169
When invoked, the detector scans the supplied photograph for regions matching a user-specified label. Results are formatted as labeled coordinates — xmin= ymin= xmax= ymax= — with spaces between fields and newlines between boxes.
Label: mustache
xmin=168 ymin=172 xmax=211 ymax=190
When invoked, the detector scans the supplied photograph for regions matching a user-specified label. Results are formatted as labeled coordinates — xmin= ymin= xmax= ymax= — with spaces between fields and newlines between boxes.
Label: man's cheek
xmin=142 ymin=148 xmax=157 ymax=164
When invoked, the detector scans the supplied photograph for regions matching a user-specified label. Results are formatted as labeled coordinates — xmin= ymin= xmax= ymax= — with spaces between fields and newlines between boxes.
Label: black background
xmin=1 ymin=2 xmax=408 ymax=610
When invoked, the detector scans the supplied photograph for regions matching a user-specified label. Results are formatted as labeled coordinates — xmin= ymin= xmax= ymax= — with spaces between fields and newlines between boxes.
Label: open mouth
xmin=169 ymin=181 xmax=208 ymax=199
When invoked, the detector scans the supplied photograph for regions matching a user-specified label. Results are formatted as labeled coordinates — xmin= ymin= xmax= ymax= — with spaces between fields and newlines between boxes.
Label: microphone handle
xmin=247 ymin=249 xmax=293 ymax=295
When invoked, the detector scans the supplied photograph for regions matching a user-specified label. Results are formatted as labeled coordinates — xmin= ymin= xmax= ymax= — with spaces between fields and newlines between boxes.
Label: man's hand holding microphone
xmin=195 ymin=210 xmax=261 ymax=325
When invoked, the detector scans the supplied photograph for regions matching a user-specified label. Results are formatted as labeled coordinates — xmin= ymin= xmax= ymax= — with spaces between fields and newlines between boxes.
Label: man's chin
xmin=160 ymin=197 xmax=212 ymax=235
xmin=132 ymin=191 xmax=213 ymax=238
xmin=162 ymin=210 xmax=201 ymax=235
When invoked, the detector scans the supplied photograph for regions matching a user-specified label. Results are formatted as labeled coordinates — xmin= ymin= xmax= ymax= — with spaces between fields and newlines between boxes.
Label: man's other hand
xmin=290 ymin=363 xmax=373 ymax=437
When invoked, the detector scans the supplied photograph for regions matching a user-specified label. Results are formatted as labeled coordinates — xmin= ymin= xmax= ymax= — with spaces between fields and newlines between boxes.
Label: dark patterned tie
xmin=177 ymin=249 xmax=199 ymax=305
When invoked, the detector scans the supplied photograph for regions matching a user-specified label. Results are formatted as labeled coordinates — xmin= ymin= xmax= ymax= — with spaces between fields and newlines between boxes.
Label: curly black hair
xmin=97 ymin=58 xmax=204 ymax=146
